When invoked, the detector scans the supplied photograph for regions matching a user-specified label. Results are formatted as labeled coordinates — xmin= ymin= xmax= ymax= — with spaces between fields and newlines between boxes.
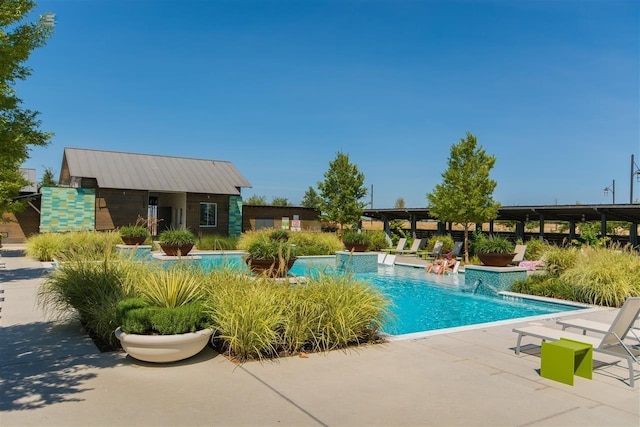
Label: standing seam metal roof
xmin=63 ymin=148 xmax=252 ymax=194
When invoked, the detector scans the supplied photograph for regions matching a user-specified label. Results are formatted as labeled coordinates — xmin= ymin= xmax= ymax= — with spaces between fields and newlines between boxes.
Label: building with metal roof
xmin=54 ymin=147 xmax=253 ymax=237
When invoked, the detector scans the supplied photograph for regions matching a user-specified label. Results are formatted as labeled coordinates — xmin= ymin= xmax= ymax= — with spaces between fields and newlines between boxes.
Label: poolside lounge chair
xmin=396 ymin=238 xmax=423 ymax=255
xmin=510 ymin=244 xmax=527 ymax=265
xmin=450 ymin=241 xmax=464 ymax=259
xmin=444 ymin=260 xmax=460 ymax=275
xmin=556 ymin=315 xmax=640 ymax=344
xmin=513 ymin=297 xmax=640 ymax=387
xmin=383 ymin=254 xmax=396 ymax=265
xmin=384 ymin=238 xmax=407 ymax=254
xmin=418 ymin=240 xmax=443 ymax=259
xmin=377 ymin=253 xmax=387 ymax=264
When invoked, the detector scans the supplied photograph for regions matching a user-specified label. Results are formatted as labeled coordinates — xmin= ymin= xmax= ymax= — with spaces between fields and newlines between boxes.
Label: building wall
xmin=40 ymin=187 xmax=95 ymax=233
xmin=186 ymin=193 xmax=231 ymax=237
xmin=0 ymin=198 xmax=41 ymax=243
xmin=242 ymin=205 xmax=321 ymax=232
xmin=95 ymin=188 xmax=148 ymax=230
xmin=229 ymin=196 xmax=242 ymax=238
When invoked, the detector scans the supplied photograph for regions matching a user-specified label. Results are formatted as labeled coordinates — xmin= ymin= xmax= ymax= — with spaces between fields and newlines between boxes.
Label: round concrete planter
xmin=115 ymin=327 xmax=213 ymax=363
xmin=477 ymin=253 xmax=516 ymax=267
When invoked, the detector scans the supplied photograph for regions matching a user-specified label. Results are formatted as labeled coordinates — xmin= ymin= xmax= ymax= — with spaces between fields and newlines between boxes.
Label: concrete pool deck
xmin=1 ymin=245 xmax=638 ymax=426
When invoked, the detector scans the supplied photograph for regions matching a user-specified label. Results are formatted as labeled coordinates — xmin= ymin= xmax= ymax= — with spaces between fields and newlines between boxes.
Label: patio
xmin=0 ymin=245 xmax=638 ymax=426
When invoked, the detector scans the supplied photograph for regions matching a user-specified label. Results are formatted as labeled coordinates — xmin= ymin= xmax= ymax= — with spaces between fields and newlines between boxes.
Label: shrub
xmin=560 ymin=247 xmax=640 ymax=307
xmin=511 ymin=274 xmax=575 ymax=300
xmin=158 ymin=228 xmax=196 ymax=245
xmin=37 ymin=257 xmax=142 ymax=349
xmin=367 ymin=231 xmax=390 ymax=251
xmin=26 ymin=231 xmax=122 ymax=261
xmin=196 ymin=235 xmax=238 ymax=250
xmin=239 ymin=229 xmax=342 ymax=257
xmin=522 ymin=238 xmax=547 ymax=261
xmin=472 ymin=233 xmax=514 ymax=254
xmin=341 ymin=228 xmax=370 ymax=245
xmin=117 ymin=298 xmax=210 ymax=335
xmin=26 ymin=232 xmax=65 ymax=261
xmin=542 ymin=246 xmax=578 ymax=275
xmin=137 ymin=267 xmax=205 ymax=308
xmin=118 ymin=225 xmax=150 ymax=239
xmin=426 ymin=235 xmax=454 ymax=254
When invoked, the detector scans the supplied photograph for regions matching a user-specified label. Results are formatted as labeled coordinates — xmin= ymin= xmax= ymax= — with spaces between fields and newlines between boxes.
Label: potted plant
xmin=158 ymin=228 xmax=196 ymax=256
xmin=472 ymin=233 xmax=516 ymax=267
xmin=114 ymin=268 xmax=213 ymax=363
xmin=118 ymin=224 xmax=150 ymax=245
xmin=244 ymin=230 xmax=297 ymax=278
xmin=342 ymin=228 xmax=370 ymax=252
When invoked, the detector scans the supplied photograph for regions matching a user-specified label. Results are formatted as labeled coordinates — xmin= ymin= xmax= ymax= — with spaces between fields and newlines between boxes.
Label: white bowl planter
xmin=115 ymin=327 xmax=214 ymax=363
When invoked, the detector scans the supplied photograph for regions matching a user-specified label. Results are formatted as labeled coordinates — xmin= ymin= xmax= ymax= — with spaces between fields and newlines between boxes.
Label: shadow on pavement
xmin=0 ymin=321 xmax=122 ymax=411
xmin=0 ymin=267 xmax=50 ymax=283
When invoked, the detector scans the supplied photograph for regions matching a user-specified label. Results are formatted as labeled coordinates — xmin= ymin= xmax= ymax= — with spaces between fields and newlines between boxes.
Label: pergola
xmin=362 ymin=204 xmax=640 ymax=246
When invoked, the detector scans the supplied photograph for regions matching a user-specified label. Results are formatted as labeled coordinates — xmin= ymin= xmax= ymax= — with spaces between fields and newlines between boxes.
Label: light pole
xmin=631 ymin=154 xmax=640 ymax=204
xmin=603 ymin=180 xmax=615 ymax=204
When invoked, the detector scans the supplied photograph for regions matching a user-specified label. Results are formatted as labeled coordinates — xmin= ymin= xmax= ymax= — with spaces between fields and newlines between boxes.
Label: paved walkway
xmin=0 ymin=245 xmax=638 ymax=426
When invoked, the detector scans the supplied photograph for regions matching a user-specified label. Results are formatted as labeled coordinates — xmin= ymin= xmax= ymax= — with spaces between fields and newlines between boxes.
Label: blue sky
xmin=19 ymin=0 xmax=640 ymax=208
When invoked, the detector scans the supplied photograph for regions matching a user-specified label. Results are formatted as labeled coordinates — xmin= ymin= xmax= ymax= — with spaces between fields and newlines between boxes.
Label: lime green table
xmin=541 ymin=338 xmax=593 ymax=386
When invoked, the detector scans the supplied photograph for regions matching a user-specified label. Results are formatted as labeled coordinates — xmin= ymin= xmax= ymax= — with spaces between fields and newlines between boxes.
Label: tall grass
xmin=196 ymin=235 xmax=238 ymax=250
xmin=37 ymin=256 xmax=143 ymax=348
xmin=26 ymin=231 xmax=122 ymax=261
xmin=542 ymin=245 xmax=578 ymax=275
xmin=204 ymin=269 xmax=390 ymax=361
xmin=238 ymin=229 xmax=343 ymax=256
xmin=137 ymin=267 xmax=205 ymax=308
xmin=560 ymin=247 xmax=640 ymax=307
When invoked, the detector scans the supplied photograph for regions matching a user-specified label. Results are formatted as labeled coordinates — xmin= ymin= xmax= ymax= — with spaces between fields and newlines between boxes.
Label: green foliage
xmin=301 ymin=186 xmax=323 ymax=209
xmin=317 ymin=151 xmax=368 ymax=229
xmin=242 ymin=232 xmax=295 ymax=260
xmin=472 ymin=233 xmax=514 ymax=254
xmin=196 ymin=235 xmax=238 ymax=250
xmin=205 ymin=269 xmax=390 ymax=361
xmin=0 ymin=1 xmax=54 ymax=219
xmin=522 ymin=238 xmax=547 ymax=260
xmin=239 ymin=229 xmax=342 ymax=257
xmin=426 ymin=132 xmax=500 ymax=262
xmin=26 ymin=231 xmax=122 ymax=261
xmin=577 ymin=222 xmax=610 ymax=247
xmin=560 ymin=247 xmax=640 ymax=307
xmin=511 ymin=274 xmax=575 ymax=300
xmin=341 ymin=228 xmax=370 ymax=245
xmin=269 ymin=229 xmax=290 ymax=241
xmin=542 ymin=246 xmax=578 ymax=275
xmin=367 ymin=231 xmax=390 ymax=251
xmin=117 ymin=298 xmax=210 ymax=335
xmin=37 ymin=257 xmax=141 ymax=348
xmin=137 ymin=267 xmax=205 ymax=308
xmin=511 ymin=246 xmax=640 ymax=307
xmin=158 ymin=228 xmax=196 ymax=245
xmin=271 ymin=197 xmax=290 ymax=206
xmin=244 ymin=194 xmax=267 ymax=205
xmin=118 ymin=225 xmax=150 ymax=238
xmin=426 ymin=235 xmax=454 ymax=254
xmin=38 ymin=166 xmax=57 ymax=191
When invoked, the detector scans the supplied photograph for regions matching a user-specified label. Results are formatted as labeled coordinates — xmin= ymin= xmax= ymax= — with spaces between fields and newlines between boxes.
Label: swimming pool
xmin=197 ymin=253 xmax=588 ymax=337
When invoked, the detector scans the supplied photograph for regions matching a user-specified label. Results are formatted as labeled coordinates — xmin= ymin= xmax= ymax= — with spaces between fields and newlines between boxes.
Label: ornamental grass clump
xmin=37 ymin=256 xmax=142 ymax=349
xmin=203 ymin=268 xmax=390 ymax=361
xmin=560 ymin=246 xmax=640 ymax=307
xmin=26 ymin=231 xmax=122 ymax=262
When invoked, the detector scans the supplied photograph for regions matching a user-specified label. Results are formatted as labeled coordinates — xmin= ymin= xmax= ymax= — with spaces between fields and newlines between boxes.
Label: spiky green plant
xmin=137 ymin=267 xmax=205 ymax=308
xmin=542 ymin=245 xmax=578 ymax=275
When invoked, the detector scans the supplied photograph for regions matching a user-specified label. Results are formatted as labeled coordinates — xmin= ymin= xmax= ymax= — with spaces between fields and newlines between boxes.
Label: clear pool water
xmin=198 ymin=254 xmax=585 ymax=336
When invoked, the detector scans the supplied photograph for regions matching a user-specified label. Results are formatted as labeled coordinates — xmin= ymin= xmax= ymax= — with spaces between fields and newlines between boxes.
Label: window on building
xmin=199 ymin=202 xmax=217 ymax=227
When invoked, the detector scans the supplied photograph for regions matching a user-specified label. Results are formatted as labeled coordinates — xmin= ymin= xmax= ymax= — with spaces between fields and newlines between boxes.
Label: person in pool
xmin=426 ymin=254 xmax=446 ymax=274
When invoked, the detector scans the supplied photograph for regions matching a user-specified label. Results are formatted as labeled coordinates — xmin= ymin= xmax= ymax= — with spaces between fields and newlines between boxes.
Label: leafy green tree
xmin=1 ymin=1 xmax=54 ymax=220
xmin=271 ymin=197 xmax=290 ymax=207
xmin=244 ymin=195 xmax=267 ymax=205
xmin=38 ymin=166 xmax=57 ymax=191
xmin=301 ymin=186 xmax=322 ymax=209
xmin=426 ymin=132 xmax=500 ymax=262
xmin=317 ymin=151 xmax=367 ymax=230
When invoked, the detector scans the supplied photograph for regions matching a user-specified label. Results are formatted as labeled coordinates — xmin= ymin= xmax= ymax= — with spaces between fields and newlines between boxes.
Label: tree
xmin=426 ymin=132 xmax=500 ymax=262
xmin=301 ymin=186 xmax=322 ymax=209
xmin=244 ymin=195 xmax=267 ymax=205
xmin=38 ymin=166 xmax=57 ymax=191
xmin=317 ymin=151 xmax=367 ymax=230
xmin=271 ymin=197 xmax=290 ymax=207
xmin=0 ymin=1 xmax=54 ymax=220
xmin=394 ymin=198 xmax=406 ymax=208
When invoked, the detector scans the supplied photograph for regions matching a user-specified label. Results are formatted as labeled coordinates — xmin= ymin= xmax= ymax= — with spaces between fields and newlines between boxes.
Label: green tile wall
xmin=40 ymin=187 xmax=96 ymax=233
xmin=228 ymin=196 xmax=242 ymax=238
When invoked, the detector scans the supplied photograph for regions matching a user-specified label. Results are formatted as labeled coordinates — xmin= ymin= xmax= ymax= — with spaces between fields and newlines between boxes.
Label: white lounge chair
xmin=377 ymin=253 xmax=387 ymax=264
xmin=444 ymin=260 xmax=460 ymax=275
xmin=513 ymin=297 xmax=640 ymax=387
xmin=396 ymin=239 xmax=423 ymax=255
xmin=557 ymin=316 xmax=640 ymax=344
xmin=384 ymin=238 xmax=407 ymax=254
xmin=510 ymin=244 xmax=527 ymax=265
xmin=383 ymin=254 xmax=396 ymax=265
